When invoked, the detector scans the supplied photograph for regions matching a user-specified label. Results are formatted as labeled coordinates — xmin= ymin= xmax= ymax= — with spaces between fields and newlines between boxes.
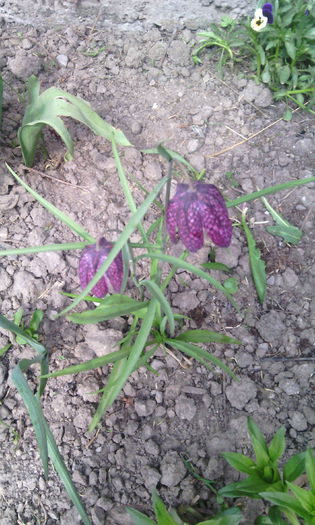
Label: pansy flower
xmin=251 ymin=3 xmax=273 ymax=31
xmin=79 ymin=237 xmax=123 ymax=298
xmin=166 ymin=182 xmax=232 ymax=253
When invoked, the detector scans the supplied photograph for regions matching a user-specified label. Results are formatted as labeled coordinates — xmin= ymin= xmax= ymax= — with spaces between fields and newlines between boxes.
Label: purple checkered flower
xmin=79 ymin=237 xmax=123 ymax=298
xmin=166 ymin=182 xmax=232 ymax=253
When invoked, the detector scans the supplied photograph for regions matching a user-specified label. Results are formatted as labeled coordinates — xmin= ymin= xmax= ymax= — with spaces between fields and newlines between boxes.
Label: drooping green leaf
xmin=241 ymin=213 xmax=266 ymax=304
xmin=18 ymin=75 xmax=132 ymax=167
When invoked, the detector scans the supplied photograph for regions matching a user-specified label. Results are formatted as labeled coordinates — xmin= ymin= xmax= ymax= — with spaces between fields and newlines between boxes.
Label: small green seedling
xmin=13 ymin=307 xmax=44 ymax=344
xmin=127 ymin=488 xmax=243 ymax=525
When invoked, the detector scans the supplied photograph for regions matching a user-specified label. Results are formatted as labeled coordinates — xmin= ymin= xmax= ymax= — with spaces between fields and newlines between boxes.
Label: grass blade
xmin=126 ymin=507 xmax=156 ymax=525
xmin=137 ymin=252 xmax=238 ymax=309
xmin=175 ymin=328 xmax=241 ymax=345
xmin=0 ymin=241 xmax=89 ymax=257
xmin=227 ymin=177 xmax=315 ymax=208
xmin=241 ymin=213 xmax=266 ymax=304
xmin=11 ymin=359 xmax=49 ymax=478
xmin=57 ymin=176 xmax=169 ymax=317
xmin=45 ymin=421 xmax=92 ymax=525
xmin=6 ymin=164 xmax=94 ymax=242
xmin=262 ymin=196 xmax=302 ymax=244
xmin=88 ymin=299 xmax=158 ymax=431
xmin=168 ymin=339 xmax=236 ymax=379
xmin=140 ymin=280 xmax=175 ymax=336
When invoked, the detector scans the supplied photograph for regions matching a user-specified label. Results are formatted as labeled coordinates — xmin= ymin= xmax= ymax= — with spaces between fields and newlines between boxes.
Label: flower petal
xmin=178 ymin=196 xmax=204 ymax=252
xmin=106 ymin=252 xmax=124 ymax=292
xmin=166 ymin=199 xmax=180 ymax=242
xmin=79 ymin=245 xmax=109 ymax=298
xmin=196 ymin=184 xmax=232 ymax=247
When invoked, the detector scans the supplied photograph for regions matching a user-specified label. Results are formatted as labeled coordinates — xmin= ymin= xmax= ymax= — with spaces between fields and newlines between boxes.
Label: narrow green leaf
xmin=140 ymin=280 xmax=175 ymax=336
xmin=305 ymin=448 xmax=315 ymax=493
xmin=168 ymin=339 xmax=236 ymax=379
xmin=226 ymin=177 xmax=315 ymax=209
xmin=11 ymin=359 xmax=48 ymax=478
xmin=152 ymin=489 xmax=180 ymax=525
xmin=44 ymin=420 xmax=92 ymax=525
xmin=126 ymin=507 xmax=156 ymax=525
xmin=283 ymin=452 xmax=306 ymax=482
xmin=42 ymin=347 xmax=131 ymax=378
xmin=221 ymin=452 xmax=256 ymax=475
xmin=67 ymin=298 xmax=149 ymax=324
xmin=219 ymin=475 xmax=283 ymax=498
xmin=58 ymin=176 xmax=168 ymax=317
xmin=260 ymin=492 xmax=311 ymax=520
xmin=138 ymin=252 xmax=237 ymax=309
xmin=88 ymin=299 xmax=158 ymax=431
xmin=286 ymin=482 xmax=315 ymax=513
xmin=241 ymin=213 xmax=266 ymax=304
xmin=175 ymin=329 xmax=241 ymax=345
xmin=0 ymin=241 xmax=89 ymax=257
xmin=268 ymin=427 xmax=286 ymax=463
xmin=202 ymin=262 xmax=231 ymax=272
xmin=0 ymin=343 xmax=11 ymax=357
xmin=142 ymin=145 xmax=198 ymax=176
xmin=198 ymin=507 xmax=242 ymax=525
xmin=6 ymin=164 xmax=94 ymax=243
xmin=247 ymin=417 xmax=270 ymax=468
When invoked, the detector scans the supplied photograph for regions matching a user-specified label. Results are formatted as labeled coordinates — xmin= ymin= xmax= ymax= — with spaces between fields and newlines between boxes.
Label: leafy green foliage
xmin=127 ymin=489 xmax=242 ymax=525
xmin=192 ymin=1 xmax=315 ymax=114
xmin=18 ymin=75 xmax=132 ymax=167
xmin=13 ymin=308 xmax=43 ymax=344
xmin=218 ymin=417 xmax=315 ymax=524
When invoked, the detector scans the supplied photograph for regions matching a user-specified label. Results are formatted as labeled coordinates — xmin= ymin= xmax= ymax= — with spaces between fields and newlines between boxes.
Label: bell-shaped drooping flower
xmin=79 ymin=237 xmax=123 ymax=298
xmin=251 ymin=3 xmax=273 ymax=31
xmin=166 ymin=182 xmax=232 ymax=253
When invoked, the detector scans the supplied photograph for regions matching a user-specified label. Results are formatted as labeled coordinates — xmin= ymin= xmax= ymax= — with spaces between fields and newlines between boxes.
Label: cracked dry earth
xmin=0 ymin=1 xmax=314 ymax=524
